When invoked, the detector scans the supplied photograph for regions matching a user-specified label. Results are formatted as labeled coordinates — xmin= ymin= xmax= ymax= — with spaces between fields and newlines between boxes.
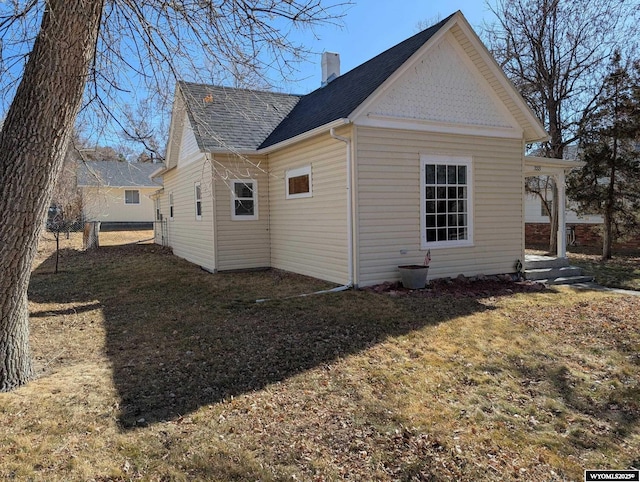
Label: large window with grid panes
xmin=420 ymin=155 xmax=473 ymax=249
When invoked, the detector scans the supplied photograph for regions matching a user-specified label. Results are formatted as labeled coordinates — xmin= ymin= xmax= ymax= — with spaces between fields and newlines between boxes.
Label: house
xmin=152 ymin=11 xmax=550 ymax=287
xmin=523 ymin=144 xmax=603 ymax=248
xmin=525 ymin=190 xmax=604 ymax=248
xmin=77 ymin=160 xmax=163 ymax=230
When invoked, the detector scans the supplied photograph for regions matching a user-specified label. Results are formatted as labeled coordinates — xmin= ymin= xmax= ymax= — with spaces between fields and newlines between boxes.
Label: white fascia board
xmin=356 ymin=113 xmax=523 ymax=139
xmin=452 ymin=14 xmax=548 ymax=142
xmin=525 ymin=156 xmax=585 ymax=175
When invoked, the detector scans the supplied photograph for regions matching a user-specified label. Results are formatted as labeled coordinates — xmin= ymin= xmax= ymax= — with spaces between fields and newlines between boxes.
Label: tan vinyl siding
xmin=81 ymin=187 xmax=157 ymax=222
xmin=355 ymin=126 xmax=524 ymax=287
xmin=268 ymin=131 xmax=349 ymax=284
xmin=162 ymin=153 xmax=216 ymax=271
xmin=214 ymin=155 xmax=271 ymax=270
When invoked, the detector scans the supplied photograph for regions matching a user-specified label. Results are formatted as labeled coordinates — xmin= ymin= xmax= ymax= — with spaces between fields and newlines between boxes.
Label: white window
xmin=155 ymin=198 xmax=161 ymax=221
xmin=169 ymin=192 xmax=174 ymax=220
xmin=194 ymin=183 xmax=202 ymax=220
xmin=124 ymin=189 xmax=140 ymax=205
xmin=231 ymin=179 xmax=258 ymax=220
xmin=420 ymin=155 xmax=473 ymax=248
xmin=285 ymin=165 xmax=312 ymax=199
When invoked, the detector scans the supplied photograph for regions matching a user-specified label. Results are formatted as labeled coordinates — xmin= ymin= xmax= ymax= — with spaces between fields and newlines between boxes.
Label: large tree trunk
xmin=0 ymin=0 xmax=104 ymax=391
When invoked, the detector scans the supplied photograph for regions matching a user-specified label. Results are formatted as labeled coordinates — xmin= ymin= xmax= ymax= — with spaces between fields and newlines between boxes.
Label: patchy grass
xmin=568 ymin=251 xmax=640 ymax=291
xmin=1 ymin=234 xmax=639 ymax=480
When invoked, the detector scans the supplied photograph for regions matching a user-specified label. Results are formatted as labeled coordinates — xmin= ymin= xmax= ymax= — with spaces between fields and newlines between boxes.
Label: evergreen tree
xmin=567 ymin=54 xmax=640 ymax=259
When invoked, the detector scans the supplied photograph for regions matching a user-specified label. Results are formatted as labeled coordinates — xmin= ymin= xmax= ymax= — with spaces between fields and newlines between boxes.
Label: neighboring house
xmin=77 ymin=160 xmax=163 ymax=229
xmin=525 ymin=191 xmax=603 ymax=225
xmin=525 ymin=191 xmax=604 ymax=248
xmin=152 ymin=11 xmax=549 ymax=287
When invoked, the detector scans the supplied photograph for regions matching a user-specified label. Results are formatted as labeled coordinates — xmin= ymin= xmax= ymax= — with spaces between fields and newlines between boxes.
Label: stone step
xmin=524 ymin=266 xmax=584 ymax=281
xmin=524 ymin=256 xmax=570 ymax=270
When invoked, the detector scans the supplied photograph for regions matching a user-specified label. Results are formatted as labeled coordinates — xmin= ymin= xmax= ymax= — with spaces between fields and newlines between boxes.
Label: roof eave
xmin=452 ymin=13 xmax=548 ymax=142
xmin=525 ymin=156 xmax=585 ymax=175
xmin=148 ymin=165 xmax=177 ymax=178
xmin=258 ymin=118 xmax=351 ymax=153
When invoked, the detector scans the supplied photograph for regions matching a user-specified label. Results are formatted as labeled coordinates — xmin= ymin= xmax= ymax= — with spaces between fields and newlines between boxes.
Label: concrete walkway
xmin=565 ymin=282 xmax=640 ymax=297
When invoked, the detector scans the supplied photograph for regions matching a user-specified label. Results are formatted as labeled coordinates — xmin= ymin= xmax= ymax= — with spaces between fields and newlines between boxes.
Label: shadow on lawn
xmin=29 ymin=245 xmax=500 ymax=429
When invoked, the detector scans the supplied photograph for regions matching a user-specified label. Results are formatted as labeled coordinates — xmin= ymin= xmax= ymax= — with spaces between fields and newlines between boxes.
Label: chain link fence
xmin=46 ymin=218 xmax=160 ymax=248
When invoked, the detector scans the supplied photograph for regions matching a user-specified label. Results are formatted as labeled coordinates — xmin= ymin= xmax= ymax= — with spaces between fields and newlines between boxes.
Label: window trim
xmin=169 ymin=192 xmax=174 ymax=220
xmin=285 ymin=165 xmax=312 ymax=199
xmin=420 ymin=155 xmax=474 ymax=249
xmin=124 ymin=189 xmax=140 ymax=205
xmin=194 ymin=182 xmax=202 ymax=221
xmin=231 ymin=179 xmax=258 ymax=221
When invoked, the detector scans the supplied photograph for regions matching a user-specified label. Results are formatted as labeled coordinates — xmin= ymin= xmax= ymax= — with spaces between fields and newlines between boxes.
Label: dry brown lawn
xmin=1 ymin=232 xmax=638 ymax=480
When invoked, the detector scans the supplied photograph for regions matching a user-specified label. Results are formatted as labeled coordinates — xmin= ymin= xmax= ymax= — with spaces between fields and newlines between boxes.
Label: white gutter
xmin=258 ymin=118 xmax=350 ymax=154
xmin=203 ymin=119 xmax=351 ymax=156
xmin=149 ymin=165 xmax=176 ymax=179
xmin=330 ymin=126 xmax=354 ymax=288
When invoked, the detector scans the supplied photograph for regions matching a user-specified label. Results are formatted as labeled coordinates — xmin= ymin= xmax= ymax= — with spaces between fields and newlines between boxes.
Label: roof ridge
xmin=178 ymin=80 xmax=303 ymax=99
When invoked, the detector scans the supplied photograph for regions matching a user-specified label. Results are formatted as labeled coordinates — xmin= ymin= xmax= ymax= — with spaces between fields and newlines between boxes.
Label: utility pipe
xmin=254 ymin=125 xmax=355 ymax=304
xmin=330 ymin=127 xmax=354 ymax=288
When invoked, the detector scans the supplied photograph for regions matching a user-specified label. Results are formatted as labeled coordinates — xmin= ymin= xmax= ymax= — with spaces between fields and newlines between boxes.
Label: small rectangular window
xmin=195 ymin=183 xmax=202 ymax=220
xmin=125 ymin=189 xmax=140 ymax=205
xmin=155 ymin=198 xmax=161 ymax=221
xmin=231 ymin=179 xmax=258 ymax=220
xmin=286 ymin=165 xmax=312 ymax=199
xmin=169 ymin=192 xmax=174 ymax=220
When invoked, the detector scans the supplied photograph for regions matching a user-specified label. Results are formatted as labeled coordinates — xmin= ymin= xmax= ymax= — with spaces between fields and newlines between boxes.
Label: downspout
xmin=254 ymin=124 xmax=355 ymax=304
xmin=205 ymin=152 xmax=219 ymax=272
xmin=330 ymin=127 xmax=354 ymax=288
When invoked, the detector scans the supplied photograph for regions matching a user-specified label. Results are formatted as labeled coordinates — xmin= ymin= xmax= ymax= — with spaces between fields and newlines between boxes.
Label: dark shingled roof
xmin=177 ymin=13 xmax=454 ymax=152
xmin=77 ymin=161 xmax=163 ymax=188
xmin=259 ymin=13 xmax=454 ymax=149
xmin=178 ymin=82 xmax=301 ymax=151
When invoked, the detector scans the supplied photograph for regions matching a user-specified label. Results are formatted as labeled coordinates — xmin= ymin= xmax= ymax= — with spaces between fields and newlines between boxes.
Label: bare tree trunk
xmin=0 ymin=0 xmax=104 ymax=391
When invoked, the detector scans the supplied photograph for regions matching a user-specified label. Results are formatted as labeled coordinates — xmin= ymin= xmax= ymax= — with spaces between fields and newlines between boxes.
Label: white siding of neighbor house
xmin=355 ymin=126 xmax=525 ymax=287
xmin=524 ymin=193 xmax=603 ymax=224
xmin=161 ymin=152 xmax=216 ymax=272
xmin=214 ymin=155 xmax=271 ymax=271
xmin=81 ymin=186 xmax=157 ymax=223
xmin=268 ymin=131 xmax=349 ymax=284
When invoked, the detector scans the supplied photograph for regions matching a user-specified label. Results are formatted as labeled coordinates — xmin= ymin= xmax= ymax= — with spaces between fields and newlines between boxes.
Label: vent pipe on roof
xmin=321 ymin=52 xmax=340 ymax=87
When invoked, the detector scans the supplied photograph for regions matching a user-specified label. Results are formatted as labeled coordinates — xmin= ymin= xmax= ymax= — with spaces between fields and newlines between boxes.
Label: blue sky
xmin=280 ymin=0 xmax=494 ymax=94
